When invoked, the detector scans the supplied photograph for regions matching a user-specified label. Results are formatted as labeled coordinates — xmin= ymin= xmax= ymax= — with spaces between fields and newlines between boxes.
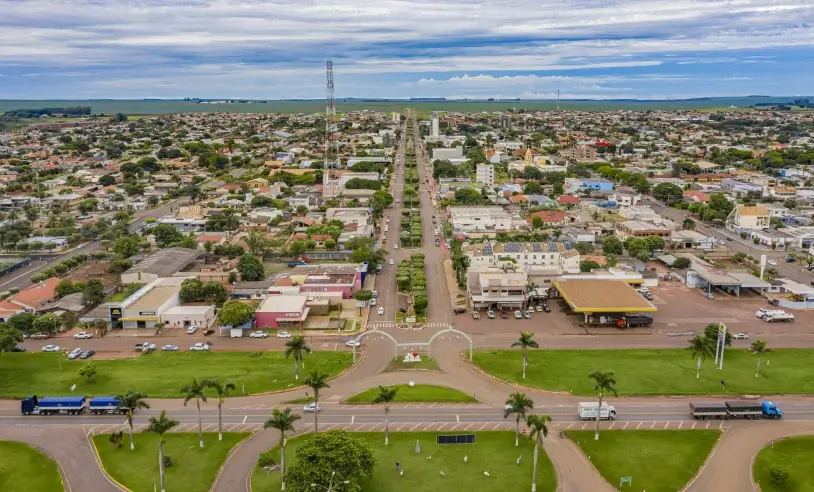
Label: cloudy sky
xmin=2 ymin=0 xmax=813 ymax=100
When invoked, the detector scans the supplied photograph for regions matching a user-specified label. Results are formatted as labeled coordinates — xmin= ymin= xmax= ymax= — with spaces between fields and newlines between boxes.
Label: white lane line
xmin=409 ymin=423 xmax=421 ymax=431
xmin=464 ymin=423 xmax=474 ymax=431
xmin=225 ymin=424 xmax=239 ymax=431
xmin=663 ymin=422 xmax=670 ymax=429
xmin=678 ymin=421 xmax=684 ymax=429
xmin=650 ymin=422 xmax=656 ymax=429
xmin=478 ymin=423 xmax=488 ymax=430
xmin=243 ymin=416 xmax=248 ymax=424
xmin=718 ymin=421 xmax=724 ymax=429
xmin=623 ymin=422 xmax=630 ymax=429
xmin=202 ymin=424 xmax=215 ymax=431
xmin=581 ymin=423 xmax=588 ymax=430
xmin=456 ymin=415 xmax=460 ymax=423
xmin=705 ymin=421 xmax=711 ymax=429
xmin=608 ymin=422 xmax=616 ymax=430
xmin=396 ymin=424 xmax=407 ymax=431
xmin=450 ymin=424 xmax=460 ymax=431
xmin=491 ymin=423 xmax=501 ymax=430
xmin=636 ymin=422 xmax=643 ymax=429
xmin=691 ymin=422 xmax=697 ymax=429
xmin=351 ymin=416 xmax=355 ymax=424
xmin=566 ymin=423 xmax=575 ymax=429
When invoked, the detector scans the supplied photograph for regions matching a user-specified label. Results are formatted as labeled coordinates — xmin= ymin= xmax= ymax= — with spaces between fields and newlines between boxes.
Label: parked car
xmin=189 ymin=342 xmax=211 ymax=352
xmin=487 ymin=310 xmax=495 ymax=319
xmin=523 ymin=310 xmax=532 ymax=319
xmin=345 ymin=340 xmax=361 ymax=348
xmin=303 ymin=403 xmax=322 ymax=412
xmin=186 ymin=326 xmax=198 ymax=334
xmin=389 ymin=259 xmax=395 ymax=265
xmin=372 ymin=290 xmax=379 ymax=298
xmin=42 ymin=345 xmax=61 ymax=352
xmin=394 ymin=244 xmax=399 ymax=250
xmin=73 ymin=331 xmax=93 ymax=339
xmin=12 ymin=345 xmax=25 ymax=352
xmin=500 ymin=311 xmax=508 ymax=319
xmin=370 ymin=298 xmax=377 ymax=306
xmin=203 ymin=329 xmax=214 ymax=336
xmin=276 ymin=331 xmax=292 ymax=338
xmin=543 ymin=304 xmax=551 ymax=313
xmin=535 ymin=305 xmax=543 ymax=312
xmin=79 ymin=349 xmax=96 ymax=359
xmin=471 ymin=311 xmax=480 ymax=320
xmin=453 ymin=307 xmax=466 ymax=315
xmin=30 ymin=332 xmax=49 ymax=339
xmin=67 ymin=348 xmax=83 ymax=360
xmin=249 ymin=331 xmax=268 ymax=338
xmin=162 ymin=344 xmax=180 ymax=351
xmin=733 ymin=333 xmax=749 ymax=340
xmin=377 ymin=307 xmax=385 ymax=315
xmin=514 ymin=310 xmax=523 ymax=319
xmin=767 ymin=259 xmax=778 ymax=266
xmin=135 ymin=342 xmax=156 ymax=352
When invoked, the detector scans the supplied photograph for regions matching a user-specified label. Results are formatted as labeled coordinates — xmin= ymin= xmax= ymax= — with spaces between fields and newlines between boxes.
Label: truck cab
xmin=762 ymin=401 xmax=783 ymax=419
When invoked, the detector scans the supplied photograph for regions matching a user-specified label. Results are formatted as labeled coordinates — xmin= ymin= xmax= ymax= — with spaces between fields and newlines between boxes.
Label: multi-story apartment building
xmin=476 ymin=163 xmax=494 ymax=187
xmin=463 ymin=241 xmax=581 ymax=273
xmin=726 ymin=205 xmax=770 ymax=233
xmin=466 ymin=268 xmax=528 ymax=310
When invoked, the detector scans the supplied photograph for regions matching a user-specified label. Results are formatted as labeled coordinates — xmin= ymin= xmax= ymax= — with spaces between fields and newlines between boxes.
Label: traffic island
xmin=385 ymin=356 xmax=440 ymax=372
xmin=754 ymin=435 xmax=814 ymax=491
xmin=343 ymin=384 xmax=478 ymax=403
xmin=0 ymin=441 xmax=64 ymax=492
xmin=92 ymin=432 xmax=250 ymax=492
xmin=252 ymin=431 xmax=555 ymax=492
xmin=565 ymin=430 xmax=720 ymax=492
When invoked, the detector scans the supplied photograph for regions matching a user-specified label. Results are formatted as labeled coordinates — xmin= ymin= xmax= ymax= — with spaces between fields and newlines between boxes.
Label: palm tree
xmin=525 ymin=282 xmax=539 ymax=309
xmin=588 ymin=371 xmax=618 ymax=441
xmin=751 ymin=340 xmax=769 ymax=378
xmin=284 ymin=336 xmax=312 ymax=380
xmin=686 ymin=335 xmax=715 ymax=379
xmin=504 ymin=392 xmax=534 ymax=447
xmin=526 ymin=414 xmax=552 ymax=492
xmin=203 ymin=379 xmax=235 ymax=441
xmin=180 ymin=378 xmax=208 ymax=448
xmin=373 ymin=386 xmax=398 ymax=446
xmin=304 ymin=371 xmax=330 ymax=433
xmin=116 ymin=390 xmax=150 ymax=450
xmin=244 ymin=230 xmax=268 ymax=256
xmin=511 ymin=331 xmax=539 ymax=379
xmin=263 ymin=408 xmax=301 ymax=492
xmin=146 ymin=410 xmax=179 ymax=492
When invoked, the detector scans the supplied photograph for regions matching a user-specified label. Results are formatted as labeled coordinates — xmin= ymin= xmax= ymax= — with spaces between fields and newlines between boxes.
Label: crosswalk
xmin=367 ymin=321 xmax=450 ymax=331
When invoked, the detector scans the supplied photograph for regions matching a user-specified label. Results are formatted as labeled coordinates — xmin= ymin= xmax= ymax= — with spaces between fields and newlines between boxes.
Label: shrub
xmin=769 ymin=464 xmax=789 ymax=487
xmin=258 ymin=450 xmax=277 ymax=468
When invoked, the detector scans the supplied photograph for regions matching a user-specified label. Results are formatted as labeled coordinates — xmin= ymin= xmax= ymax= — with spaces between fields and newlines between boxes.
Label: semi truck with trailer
xmin=689 ymin=401 xmax=782 ymax=420
xmin=21 ymin=396 xmax=129 ymax=416
xmin=578 ymin=402 xmax=617 ymax=420
xmin=616 ymin=315 xmax=653 ymax=329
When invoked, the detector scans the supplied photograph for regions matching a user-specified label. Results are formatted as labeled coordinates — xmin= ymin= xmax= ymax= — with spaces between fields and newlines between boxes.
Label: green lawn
xmin=344 ymin=384 xmax=478 ymax=403
xmin=754 ymin=436 xmax=814 ymax=491
xmin=93 ymin=432 xmax=248 ymax=492
xmin=107 ymin=283 xmax=144 ymax=302
xmin=0 ymin=352 xmax=352 ymax=398
xmin=567 ymin=430 xmax=720 ymax=492
xmin=0 ymin=441 xmax=64 ymax=492
xmin=385 ymin=357 xmax=440 ymax=372
xmin=472 ymin=349 xmax=814 ymax=395
xmin=252 ymin=432 xmax=556 ymax=492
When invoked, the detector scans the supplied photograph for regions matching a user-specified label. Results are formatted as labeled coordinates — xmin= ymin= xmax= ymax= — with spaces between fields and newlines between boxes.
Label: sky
xmin=1 ymin=0 xmax=814 ymax=100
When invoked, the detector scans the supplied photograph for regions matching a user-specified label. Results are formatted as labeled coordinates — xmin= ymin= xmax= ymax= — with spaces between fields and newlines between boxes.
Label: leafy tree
xmin=652 ymin=182 xmax=683 ymax=203
xmin=372 ymin=386 xmax=398 ymax=446
xmin=203 ymin=379 xmax=235 ymax=441
xmin=285 ymin=336 xmax=312 ymax=380
xmin=504 ymin=392 xmax=534 ymax=447
xmin=645 ymin=235 xmax=665 ymax=252
xmin=116 ymin=390 xmax=150 ymax=450
xmin=113 ymin=235 xmax=141 ymax=258
xmin=703 ymin=323 xmax=731 ymax=347
xmin=99 ymin=174 xmax=116 ymax=187
xmin=673 ymin=257 xmax=691 ymax=269
xmin=683 ymin=217 xmax=696 ymax=230
xmin=601 ymin=235 xmax=624 ymax=255
xmin=217 ymin=300 xmax=255 ymax=327
xmin=531 ymin=216 xmax=544 ymax=229
xmin=56 ymin=279 xmax=82 ymax=298
xmin=33 ymin=313 xmax=61 ymax=335
xmin=152 ymin=224 xmax=184 ymax=247
xmin=243 ymin=230 xmax=268 ymax=255
xmin=285 ymin=430 xmax=375 ymax=492
xmin=687 ymin=335 xmax=714 ymax=379
xmin=79 ymin=362 xmax=98 ymax=382
xmin=263 ymin=408 xmax=301 ymax=490
xmin=0 ymin=325 xmax=23 ymax=354
xmin=237 ymin=253 xmax=265 ymax=281
xmin=146 ymin=410 xmax=179 ymax=492
xmin=83 ymin=279 xmax=105 ymax=307
xmin=511 ymin=331 xmax=539 ymax=380
xmin=526 ymin=414 xmax=552 ymax=492
xmin=574 ymin=242 xmax=594 ymax=254
xmin=751 ymin=340 xmax=769 ymax=378
xmin=580 ymin=260 xmax=601 ymax=272
xmin=180 ymin=377 xmax=208 ymax=448
xmin=588 ymin=371 xmax=618 ymax=440
xmin=354 ymin=290 xmax=373 ymax=315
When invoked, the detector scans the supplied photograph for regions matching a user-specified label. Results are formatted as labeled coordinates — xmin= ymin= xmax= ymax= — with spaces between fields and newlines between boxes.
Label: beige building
xmin=466 ymin=268 xmax=528 ymax=310
xmin=726 ymin=205 xmax=770 ymax=233
xmin=615 ymin=220 xmax=672 ymax=240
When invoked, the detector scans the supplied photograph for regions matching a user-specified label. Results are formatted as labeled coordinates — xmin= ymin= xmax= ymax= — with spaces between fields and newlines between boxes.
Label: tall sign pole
xmin=717 ymin=323 xmax=727 ymax=370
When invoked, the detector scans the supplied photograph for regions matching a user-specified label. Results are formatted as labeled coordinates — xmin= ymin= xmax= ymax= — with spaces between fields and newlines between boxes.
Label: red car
xmin=500 ymin=311 xmax=508 ymax=319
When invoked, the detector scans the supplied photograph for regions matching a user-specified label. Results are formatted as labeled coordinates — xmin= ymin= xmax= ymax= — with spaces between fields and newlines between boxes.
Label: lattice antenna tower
xmin=323 ymin=59 xmax=340 ymax=193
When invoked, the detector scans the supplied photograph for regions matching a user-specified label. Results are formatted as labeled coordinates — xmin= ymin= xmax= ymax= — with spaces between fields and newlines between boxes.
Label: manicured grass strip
xmin=0 ymin=352 xmax=351 ymax=398
xmin=385 ymin=356 xmax=440 ymax=372
xmin=93 ymin=432 xmax=249 ymax=492
xmin=252 ymin=431 xmax=555 ymax=492
xmin=754 ymin=435 xmax=814 ymax=491
xmin=0 ymin=441 xmax=64 ymax=492
xmin=473 ymin=349 xmax=814 ymax=395
xmin=567 ymin=430 xmax=720 ymax=492
xmin=344 ymin=384 xmax=478 ymax=403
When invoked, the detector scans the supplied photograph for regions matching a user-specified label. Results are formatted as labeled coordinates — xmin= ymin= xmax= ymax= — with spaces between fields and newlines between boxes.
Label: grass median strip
xmin=252 ymin=431 xmax=555 ymax=492
xmin=566 ymin=430 xmax=720 ymax=492
xmin=385 ymin=356 xmax=440 ymax=372
xmin=0 ymin=352 xmax=352 ymax=398
xmin=473 ymin=348 xmax=814 ymax=395
xmin=93 ymin=432 xmax=249 ymax=492
xmin=0 ymin=440 xmax=64 ymax=492
xmin=754 ymin=435 xmax=814 ymax=491
xmin=344 ymin=384 xmax=478 ymax=403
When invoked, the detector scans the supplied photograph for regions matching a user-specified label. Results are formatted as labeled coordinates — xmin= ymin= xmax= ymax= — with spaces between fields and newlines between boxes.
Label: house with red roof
xmin=556 ymin=195 xmax=582 ymax=208
xmin=529 ymin=210 xmax=569 ymax=225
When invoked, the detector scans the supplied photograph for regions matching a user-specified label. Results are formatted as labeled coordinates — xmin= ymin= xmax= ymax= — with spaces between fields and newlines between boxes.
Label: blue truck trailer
xmin=689 ymin=401 xmax=782 ymax=420
xmin=21 ymin=396 xmax=128 ymax=416
xmin=89 ymin=396 xmax=127 ymax=415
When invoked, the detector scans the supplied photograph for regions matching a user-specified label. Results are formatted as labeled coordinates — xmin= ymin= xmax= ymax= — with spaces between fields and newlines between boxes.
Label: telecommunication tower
xmin=323 ymin=59 xmax=341 ymax=198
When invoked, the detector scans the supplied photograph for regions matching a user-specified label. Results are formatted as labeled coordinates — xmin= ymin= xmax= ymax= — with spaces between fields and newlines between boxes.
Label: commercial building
xmin=269 ymin=264 xmax=364 ymax=300
xmin=120 ymin=247 xmax=201 ymax=284
xmin=109 ymin=277 xmax=214 ymax=330
xmin=448 ymin=206 xmax=513 ymax=237
xmin=615 ymin=220 xmax=672 ymax=240
xmin=463 ymin=241 xmax=581 ymax=274
xmin=432 ymin=147 xmax=463 ymax=161
xmin=475 ymin=163 xmax=494 ymax=187
xmin=551 ymin=279 xmax=657 ymax=322
xmin=726 ymin=205 xmax=770 ymax=233
xmin=466 ymin=268 xmax=528 ymax=310
xmin=255 ymin=294 xmax=310 ymax=328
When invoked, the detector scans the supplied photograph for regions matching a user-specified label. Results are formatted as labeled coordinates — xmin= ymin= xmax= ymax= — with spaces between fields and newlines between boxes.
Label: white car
xmin=162 ymin=344 xmax=180 ymax=351
xmin=303 ymin=403 xmax=322 ymax=412
xmin=535 ymin=305 xmax=543 ymax=312
xmin=42 ymin=345 xmax=61 ymax=352
xmin=389 ymin=259 xmax=395 ymax=265
xmin=345 ymin=340 xmax=361 ymax=348
xmin=372 ymin=290 xmax=379 ymax=298
xmin=189 ymin=342 xmax=210 ymax=352
xmin=186 ymin=326 xmax=197 ymax=334
xmin=276 ymin=331 xmax=292 ymax=338
xmin=249 ymin=331 xmax=268 ymax=338
xmin=767 ymin=259 xmax=778 ymax=266
xmin=370 ymin=298 xmax=377 ymax=306
xmin=67 ymin=348 xmax=83 ymax=360
xmin=394 ymin=244 xmax=399 ymax=250
xmin=377 ymin=307 xmax=385 ymax=315
xmin=73 ymin=331 xmax=93 ymax=339
xmin=514 ymin=310 xmax=523 ymax=319
xmin=487 ymin=310 xmax=496 ymax=319
xmin=733 ymin=333 xmax=749 ymax=340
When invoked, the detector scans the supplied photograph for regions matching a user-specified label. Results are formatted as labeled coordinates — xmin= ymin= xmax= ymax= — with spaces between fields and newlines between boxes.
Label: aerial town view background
xmin=2 ymin=1 xmax=814 ymax=492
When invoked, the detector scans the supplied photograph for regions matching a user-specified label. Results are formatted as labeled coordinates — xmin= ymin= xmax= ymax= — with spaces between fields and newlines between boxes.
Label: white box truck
xmin=578 ymin=402 xmax=617 ymax=420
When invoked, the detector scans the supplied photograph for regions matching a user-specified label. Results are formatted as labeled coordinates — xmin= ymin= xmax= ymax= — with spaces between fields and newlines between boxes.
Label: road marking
xmin=464 ymin=423 xmax=474 ymax=431
xmin=491 ymin=423 xmax=502 ymax=430
xmin=478 ymin=423 xmax=488 ymax=430
xmin=636 ymin=422 xmax=643 ymax=429
xmin=623 ymin=422 xmax=630 ymax=429
xmin=456 ymin=415 xmax=460 ymax=423
xmin=705 ymin=421 xmax=711 ymax=429
xmin=395 ymin=423 xmax=407 ymax=431
xmin=351 ymin=415 xmax=355 ymax=424
xmin=450 ymin=423 xmax=460 ymax=431
xmin=566 ymin=423 xmax=575 ymax=429
xmin=409 ymin=423 xmax=421 ymax=431
xmin=718 ymin=421 xmax=724 ymax=429
xmin=242 ymin=416 xmax=247 ymax=424
xmin=678 ymin=421 xmax=683 ymax=429
xmin=202 ymin=424 xmax=215 ymax=431
xmin=225 ymin=424 xmax=239 ymax=431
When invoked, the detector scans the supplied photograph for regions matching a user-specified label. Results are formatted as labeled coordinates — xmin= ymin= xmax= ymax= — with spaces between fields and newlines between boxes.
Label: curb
xmin=86 ymin=433 xmax=131 ymax=492
xmin=209 ymin=431 xmax=255 ymax=492
xmin=679 ymin=426 xmax=727 ymax=492
xmin=17 ymin=442 xmax=73 ymax=492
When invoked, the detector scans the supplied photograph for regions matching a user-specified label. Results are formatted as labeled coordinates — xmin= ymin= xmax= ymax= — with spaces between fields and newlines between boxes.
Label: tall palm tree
xmin=373 ymin=385 xmax=398 ymax=446
xmin=244 ymin=230 xmax=268 ymax=256
xmin=511 ymin=331 xmax=539 ymax=379
xmin=146 ymin=410 xmax=179 ymax=492
xmin=524 ymin=282 xmax=539 ymax=309
xmin=504 ymin=392 xmax=534 ymax=447
xmin=686 ymin=335 xmax=715 ymax=379
xmin=588 ymin=371 xmax=618 ymax=441
xmin=304 ymin=371 xmax=330 ymax=433
xmin=526 ymin=414 xmax=552 ymax=492
xmin=284 ymin=336 xmax=312 ymax=380
xmin=203 ymin=379 xmax=235 ymax=441
xmin=263 ymin=408 xmax=301 ymax=492
xmin=751 ymin=340 xmax=769 ymax=378
xmin=180 ymin=378 xmax=208 ymax=448
xmin=116 ymin=390 xmax=150 ymax=450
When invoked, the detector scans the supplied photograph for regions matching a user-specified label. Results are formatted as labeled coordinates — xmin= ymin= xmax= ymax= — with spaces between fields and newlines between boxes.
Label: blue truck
xmin=21 ymin=396 xmax=128 ymax=416
xmin=689 ymin=401 xmax=782 ymax=420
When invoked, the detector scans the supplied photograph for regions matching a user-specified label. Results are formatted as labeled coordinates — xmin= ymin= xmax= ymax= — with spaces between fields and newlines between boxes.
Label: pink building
xmin=268 ymin=267 xmax=362 ymax=300
xmin=255 ymin=295 xmax=309 ymax=329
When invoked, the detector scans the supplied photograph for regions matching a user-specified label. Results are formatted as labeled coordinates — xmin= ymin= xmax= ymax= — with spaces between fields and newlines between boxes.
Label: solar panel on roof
xmin=505 ymin=243 xmax=521 ymax=253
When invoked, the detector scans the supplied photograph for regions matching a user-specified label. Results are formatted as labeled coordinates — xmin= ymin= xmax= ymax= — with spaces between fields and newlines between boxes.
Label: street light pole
xmin=311 ymin=471 xmax=350 ymax=492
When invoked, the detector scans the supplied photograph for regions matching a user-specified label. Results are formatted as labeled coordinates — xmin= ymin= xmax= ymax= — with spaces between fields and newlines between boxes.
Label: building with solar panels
xmin=463 ymin=241 xmax=581 ymax=274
